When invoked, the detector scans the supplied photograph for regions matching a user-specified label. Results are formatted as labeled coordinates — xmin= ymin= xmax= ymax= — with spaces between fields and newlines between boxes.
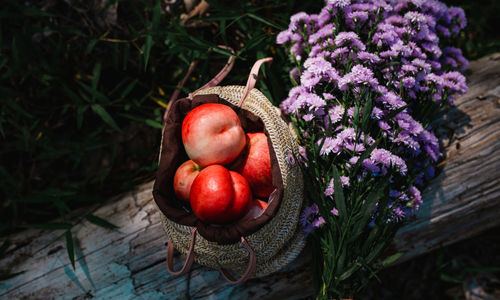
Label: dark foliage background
xmin=0 ymin=0 xmax=498 ymax=297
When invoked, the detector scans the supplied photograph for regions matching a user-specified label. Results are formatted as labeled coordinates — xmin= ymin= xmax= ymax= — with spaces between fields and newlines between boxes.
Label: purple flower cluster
xmin=278 ymin=0 xmax=467 ymax=232
xmin=300 ymin=204 xmax=326 ymax=234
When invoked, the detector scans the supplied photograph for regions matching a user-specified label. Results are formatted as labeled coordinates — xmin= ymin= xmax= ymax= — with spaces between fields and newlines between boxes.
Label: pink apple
xmin=242 ymin=199 xmax=268 ymax=222
xmin=182 ymin=103 xmax=246 ymax=167
xmin=190 ymin=165 xmax=251 ymax=224
xmin=231 ymin=132 xmax=274 ymax=198
xmin=173 ymin=160 xmax=202 ymax=202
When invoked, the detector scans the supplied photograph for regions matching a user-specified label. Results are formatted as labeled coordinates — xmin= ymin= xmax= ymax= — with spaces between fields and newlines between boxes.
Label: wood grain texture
xmin=0 ymin=54 xmax=499 ymax=299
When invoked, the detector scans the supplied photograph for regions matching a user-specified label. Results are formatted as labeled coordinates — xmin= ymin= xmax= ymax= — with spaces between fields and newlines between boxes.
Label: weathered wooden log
xmin=0 ymin=53 xmax=499 ymax=299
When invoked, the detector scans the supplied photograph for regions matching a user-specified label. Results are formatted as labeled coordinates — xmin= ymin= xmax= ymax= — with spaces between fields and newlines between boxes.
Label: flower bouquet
xmin=276 ymin=0 xmax=468 ymax=297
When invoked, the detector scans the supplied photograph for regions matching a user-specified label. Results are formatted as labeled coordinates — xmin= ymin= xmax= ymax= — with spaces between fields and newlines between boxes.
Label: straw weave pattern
xmin=160 ymin=86 xmax=306 ymax=276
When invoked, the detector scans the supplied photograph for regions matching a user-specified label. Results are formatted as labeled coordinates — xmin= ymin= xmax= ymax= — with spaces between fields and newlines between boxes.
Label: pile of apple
xmin=173 ymin=103 xmax=272 ymax=225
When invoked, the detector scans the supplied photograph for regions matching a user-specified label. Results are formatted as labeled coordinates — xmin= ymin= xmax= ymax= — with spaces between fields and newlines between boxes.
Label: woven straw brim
xmin=160 ymin=86 xmax=306 ymax=276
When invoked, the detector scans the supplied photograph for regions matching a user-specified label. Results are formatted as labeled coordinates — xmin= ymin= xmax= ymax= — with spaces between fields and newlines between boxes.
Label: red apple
xmin=231 ymin=132 xmax=274 ymax=198
xmin=173 ymin=160 xmax=202 ymax=202
xmin=190 ymin=165 xmax=251 ymax=224
xmin=182 ymin=103 xmax=246 ymax=167
xmin=242 ymin=199 xmax=268 ymax=222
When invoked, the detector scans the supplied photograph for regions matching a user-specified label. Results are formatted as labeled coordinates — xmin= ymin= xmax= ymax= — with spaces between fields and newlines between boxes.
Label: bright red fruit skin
xmin=190 ymin=165 xmax=251 ymax=224
xmin=231 ymin=132 xmax=274 ymax=198
xmin=242 ymin=199 xmax=268 ymax=221
xmin=182 ymin=103 xmax=246 ymax=167
xmin=173 ymin=160 xmax=201 ymax=202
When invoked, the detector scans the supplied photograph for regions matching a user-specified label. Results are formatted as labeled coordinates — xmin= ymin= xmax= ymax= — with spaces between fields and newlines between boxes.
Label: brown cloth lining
xmin=152 ymin=94 xmax=283 ymax=245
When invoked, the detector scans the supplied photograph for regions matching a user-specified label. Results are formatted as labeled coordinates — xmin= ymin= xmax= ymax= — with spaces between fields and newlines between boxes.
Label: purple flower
xmin=300 ymin=70 xmax=322 ymax=89
xmin=320 ymin=137 xmax=342 ymax=155
xmin=278 ymin=0 xmax=467 ymax=222
xmin=338 ymin=65 xmax=379 ymax=90
xmin=327 ymin=0 xmax=352 ymax=9
xmin=412 ymin=58 xmax=431 ymax=73
xmin=419 ymin=130 xmax=441 ymax=161
xmin=304 ymin=56 xmax=333 ymax=75
xmin=329 ymin=105 xmax=345 ymax=124
xmin=408 ymin=185 xmax=422 ymax=209
xmin=290 ymin=12 xmax=311 ymax=31
xmin=362 ymin=158 xmax=380 ymax=173
xmin=441 ymin=71 xmax=467 ymax=94
xmin=372 ymin=23 xmax=400 ymax=47
xmin=300 ymin=204 xmax=325 ymax=234
xmin=280 ymin=85 xmax=307 ymax=114
xmin=331 ymin=207 xmax=339 ymax=216
xmin=447 ymin=7 xmax=467 ymax=31
xmin=309 ymin=24 xmax=336 ymax=44
xmin=303 ymin=114 xmax=314 ymax=121
xmin=347 ymin=156 xmax=359 ymax=170
xmin=346 ymin=11 xmax=369 ymax=28
xmin=276 ymin=30 xmax=292 ymax=44
xmin=335 ymin=32 xmax=366 ymax=51
xmin=358 ymin=51 xmax=381 ymax=64
xmin=318 ymin=5 xmax=333 ymax=26
xmin=392 ymin=205 xmax=405 ymax=221
xmin=324 ymin=176 xmax=350 ymax=196
xmin=371 ymin=148 xmax=408 ymax=175
xmin=305 ymin=93 xmax=327 ymax=110
xmin=378 ymin=91 xmax=405 ymax=110
xmin=323 ymin=93 xmax=335 ymax=100
xmin=371 ymin=106 xmax=384 ymax=120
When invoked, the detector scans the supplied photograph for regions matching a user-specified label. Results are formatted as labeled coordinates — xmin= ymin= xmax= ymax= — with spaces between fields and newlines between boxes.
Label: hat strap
xmin=237 ymin=57 xmax=273 ymax=107
xmin=166 ymin=227 xmax=197 ymax=276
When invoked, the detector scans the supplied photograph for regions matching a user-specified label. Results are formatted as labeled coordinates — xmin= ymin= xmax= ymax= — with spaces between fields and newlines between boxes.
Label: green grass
xmin=0 ymin=0 xmax=321 ymax=247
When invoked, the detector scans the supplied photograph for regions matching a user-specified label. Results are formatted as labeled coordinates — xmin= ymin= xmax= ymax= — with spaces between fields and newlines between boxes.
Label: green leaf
xmin=60 ymin=84 xmax=81 ymax=103
xmin=361 ymin=183 xmax=386 ymax=224
xmin=439 ymin=273 xmax=463 ymax=283
xmin=332 ymin=166 xmax=346 ymax=218
xmin=350 ymin=139 xmax=379 ymax=181
xmin=4 ymin=98 xmax=32 ymax=119
xmin=361 ymin=95 xmax=373 ymax=132
xmin=123 ymin=42 xmax=130 ymax=71
xmin=145 ymin=119 xmax=163 ymax=129
xmin=338 ymin=262 xmax=362 ymax=281
xmin=91 ymin=104 xmax=121 ymax=131
xmin=143 ymin=35 xmax=153 ymax=70
xmin=220 ymin=19 xmax=228 ymax=45
xmin=240 ymin=33 xmax=268 ymax=53
xmin=346 ymin=185 xmax=385 ymax=244
xmin=86 ymin=39 xmax=98 ymax=54
xmin=91 ymin=62 xmax=102 ymax=92
xmin=152 ymin=0 xmax=161 ymax=31
xmin=365 ymin=241 xmax=386 ymax=264
xmin=76 ymin=81 xmax=109 ymax=103
xmin=53 ymin=199 xmax=71 ymax=217
xmin=246 ymin=13 xmax=284 ymax=30
xmin=382 ymin=104 xmax=408 ymax=122
xmin=66 ymin=230 xmax=75 ymax=270
xmin=85 ymin=214 xmax=119 ymax=230
xmin=120 ymin=79 xmax=138 ymax=99
xmin=76 ymin=105 xmax=87 ymax=129
xmin=381 ymin=252 xmax=404 ymax=267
